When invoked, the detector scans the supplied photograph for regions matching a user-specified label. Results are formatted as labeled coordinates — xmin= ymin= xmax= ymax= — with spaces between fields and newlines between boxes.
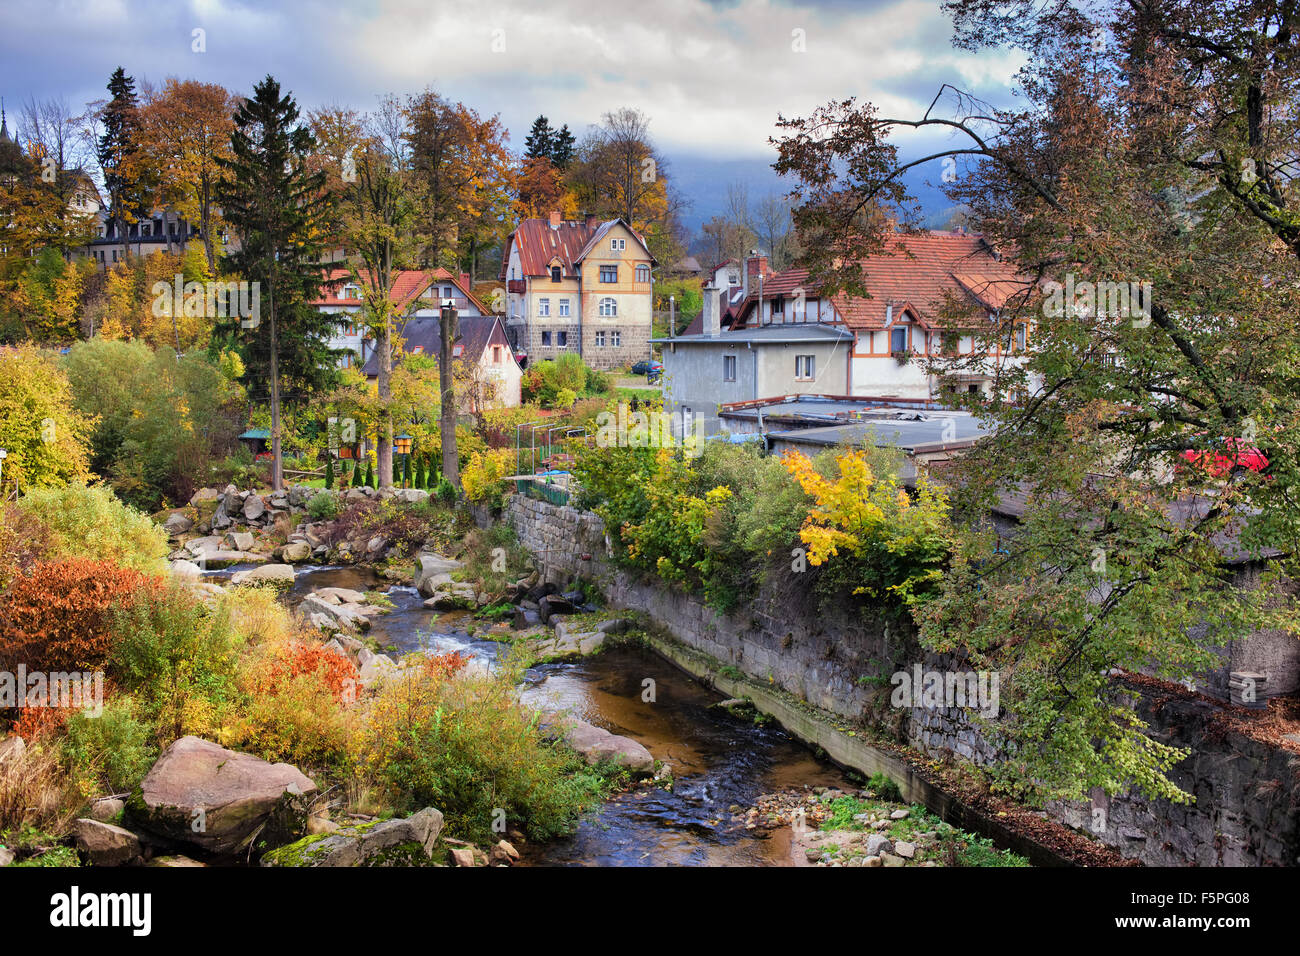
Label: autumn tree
xmin=136 ymin=80 xmax=235 ymax=272
xmin=773 ymin=0 xmax=1300 ymax=803
xmin=567 ymin=107 xmax=685 ymax=263
xmin=404 ymin=91 xmax=514 ymax=279
xmin=217 ymin=75 xmax=337 ymax=492
xmin=330 ymin=97 xmax=421 ymax=488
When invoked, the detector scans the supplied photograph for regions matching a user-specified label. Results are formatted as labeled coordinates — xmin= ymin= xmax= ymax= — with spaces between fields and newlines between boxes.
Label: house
xmin=658 ymin=231 xmax=1028 ymax=433
xmin=310 ymin=268 xmax=493 ymax=371
xmin=359 ymin=313 xmax=522 ymax=409
xmin=500 ymin=211 xmax=656 ymax=370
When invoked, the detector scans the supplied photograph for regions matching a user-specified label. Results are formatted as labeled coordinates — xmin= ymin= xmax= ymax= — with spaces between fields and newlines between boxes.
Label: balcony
xmin=507 ymin=279 xmax=527 ymax=295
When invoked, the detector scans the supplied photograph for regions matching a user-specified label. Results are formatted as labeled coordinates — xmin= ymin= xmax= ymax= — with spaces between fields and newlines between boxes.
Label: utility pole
xmin=438 ymin=303 xmax=461 ymax=490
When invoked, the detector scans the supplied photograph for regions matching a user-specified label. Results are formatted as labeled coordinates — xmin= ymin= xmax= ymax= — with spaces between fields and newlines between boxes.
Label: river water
xmin=218 ymin=564 xmax=856 ymax=866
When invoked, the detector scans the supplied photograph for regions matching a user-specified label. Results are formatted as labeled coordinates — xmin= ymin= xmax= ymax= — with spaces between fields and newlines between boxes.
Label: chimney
xmin=701 ymin=283 xmax=721 ymax=337
xmin=742 ymin=249 xmax=768 ymax=298
xmin=585 ymin=213 xmax=600 ymax=228
xmin=548 ymin=210 xmax=561 ymax=229
xmin=459 ymin=272 xmax=471 ymax=290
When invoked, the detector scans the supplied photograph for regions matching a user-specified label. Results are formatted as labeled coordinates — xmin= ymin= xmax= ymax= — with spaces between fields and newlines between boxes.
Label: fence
xmin=518 ymin=476 xmax=570 ymax=506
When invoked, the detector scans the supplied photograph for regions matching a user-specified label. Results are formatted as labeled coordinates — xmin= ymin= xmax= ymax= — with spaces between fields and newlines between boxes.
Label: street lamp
xmin=394 ymin=433 xmax=413 ymax=487
xmin=0 ymin=448 xmax=7 ymax=498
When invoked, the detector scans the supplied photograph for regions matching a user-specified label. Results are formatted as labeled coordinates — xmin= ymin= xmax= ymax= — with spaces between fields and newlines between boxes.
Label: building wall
xmin=578 ymin=222 xmax=653 ymax=370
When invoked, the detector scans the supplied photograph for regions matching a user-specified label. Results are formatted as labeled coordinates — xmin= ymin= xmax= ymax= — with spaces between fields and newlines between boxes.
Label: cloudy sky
xmin=0 ymin=0 xmax=1025 ymax=225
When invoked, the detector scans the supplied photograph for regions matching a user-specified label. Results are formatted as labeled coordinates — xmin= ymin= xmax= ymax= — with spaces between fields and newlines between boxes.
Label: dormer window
xmin=890 ymin=325 xmax=908 ymax=352
xmin=551 ymin=266 xmax=562 ymax=282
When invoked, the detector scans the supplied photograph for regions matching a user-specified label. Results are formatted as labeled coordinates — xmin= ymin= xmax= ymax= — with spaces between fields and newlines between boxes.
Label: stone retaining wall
xmin=499 ymin=493 xmax=1300 ymax=866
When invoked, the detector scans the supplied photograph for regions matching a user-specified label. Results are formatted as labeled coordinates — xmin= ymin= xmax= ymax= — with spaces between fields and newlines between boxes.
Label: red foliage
xmin=0 ymin=559 xmax=163 ymax=675
xmin=424 ymin=651 xmax=470 ymax=681
xmin=10 ymin=705 xmax=70 ymax=741
xmin=265 ymin=643 xmax=360 ymax=704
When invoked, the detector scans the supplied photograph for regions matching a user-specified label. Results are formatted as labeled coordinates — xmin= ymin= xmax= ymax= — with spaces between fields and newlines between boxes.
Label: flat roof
xmin=764 ymin=414 xmax=993 ymax=452
xmin=652 ymin=324 xmax=854 ymax=346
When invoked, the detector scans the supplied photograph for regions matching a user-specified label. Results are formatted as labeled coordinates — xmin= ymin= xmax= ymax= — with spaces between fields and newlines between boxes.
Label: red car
xmin=1178 ymin=437 xmax=1268 ymax=477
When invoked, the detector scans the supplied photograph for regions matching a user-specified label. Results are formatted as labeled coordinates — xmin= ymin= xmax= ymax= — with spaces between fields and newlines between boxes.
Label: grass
xmin=817 ymin=795 xmax=1031 ymax=867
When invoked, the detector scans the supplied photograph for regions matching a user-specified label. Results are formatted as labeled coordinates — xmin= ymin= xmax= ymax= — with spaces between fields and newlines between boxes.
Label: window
xmin=599 ymin=265 xmax=618 ymax=283
xmin=611 ymin=330 xmax=621 ymax=347
xmin=542 ymin=331 xmax=552 ymax=346
xmin=636 ymin=264 xmax=650 ymax=282
xmin=795 ymin=354 xmax=816 ymax=380
xmin=941 ymin=332 xmax=960 ymax=355
xmin=890 ymin=326 xmax=908 ymax=353
xmin=410 ymin=346 xmax=424 ymax=355
xmin=537 ymin=297 xmax=550 ymax=316
xmin=723 ymin=355 xmax=736 ymax=381
xmin=551 ymin=266 xmax=562 ymax=282
xmin=558 ymin=298 xmax=570 ymax=317
xmin=1016 ymin=324 xmax=1027 ymax=350
xmin=557 ymin=331 xmax=568 ymax=348
xmin=610 ymin=238 xmax=625 ymax=251
xmin=492 ymin=345 xmax=502 ymax=364
xmin=772 ymin=297 xmax=784 ymax=315
xmin=595 ymin=331 xmax=606 ymax=347
xmin=599 ymin=297 xmax=617 ymax=317
xmin=728 ymin=271 xmax=739 ymax=285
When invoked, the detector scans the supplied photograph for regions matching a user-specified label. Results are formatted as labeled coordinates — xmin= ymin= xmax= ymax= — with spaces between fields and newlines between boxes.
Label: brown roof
xmin=499 ymin=216 xmax=656 ymax=279
xmin=311 ymin=268 xmax=491 ymax=314
xmin=731 ymin=230 xmax=1027 ymax=331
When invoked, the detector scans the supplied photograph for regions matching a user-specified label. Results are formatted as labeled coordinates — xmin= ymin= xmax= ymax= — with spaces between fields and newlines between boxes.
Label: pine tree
xmin=551 ymin=124 xmax=575 ymax=170
xmin=401 ymin=454 xmax=411 ymax=488
xmin=324 ymin=455 xmax=334 ymax=490
xmin=216 ymin=75 xmax=338 ymax=492
xmin=365 ymin=461 xmax=375 ymax=489
xmin=523 ymin=115 xmax=554 ymax=163
xmin=97 ymin=67 xmax=148 ymax=262
xmin=352 ymin=459 xmax=363 ymax=488
xmin=414 ymin=454 xmax=425 ymax=490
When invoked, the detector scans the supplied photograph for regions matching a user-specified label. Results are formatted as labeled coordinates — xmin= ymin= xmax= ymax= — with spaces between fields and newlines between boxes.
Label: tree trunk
xmin=269 ymin=289 xmax=283 ymax=492
xmin=439 ymin=303 xmax=460 ymax=489
xmin=377 ymin=320 xmax=393 ymax=488
xmin=201 ymin=180 xmax=216 ymax=275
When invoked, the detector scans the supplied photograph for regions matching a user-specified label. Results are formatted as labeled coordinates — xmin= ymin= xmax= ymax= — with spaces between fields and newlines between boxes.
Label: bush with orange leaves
xmin=424 ymin=650 xmax=469 ymax=681
xmin=229 ymin=635 xmax=360 ymax=772
xmin=0 ymin=558 xmax=163 ymax=676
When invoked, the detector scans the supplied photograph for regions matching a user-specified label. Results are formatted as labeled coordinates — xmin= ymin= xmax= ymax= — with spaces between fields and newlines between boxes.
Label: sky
xmin=0 ymin=0 xmax=1026 ymax=228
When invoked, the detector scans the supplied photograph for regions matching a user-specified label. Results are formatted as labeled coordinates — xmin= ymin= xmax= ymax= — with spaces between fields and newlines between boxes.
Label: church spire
xmin=0 ymin=97 xmax=9 ymax=141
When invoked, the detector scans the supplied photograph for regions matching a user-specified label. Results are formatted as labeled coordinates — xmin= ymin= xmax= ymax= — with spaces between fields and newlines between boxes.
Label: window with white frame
xmin=610 ymin=237 xmax=625 ymax=251
xmin=636 ymin=264 xmax=650 ymax=282
xmin=795 ymin=354 xmax=816 ymax=380
xmin=558 ymin=298 xmax=570 ymax=316
xmin=595 ymin=331 xmax=606 ymax=347
xmin=537 ymin=297 xmax=550 ymax=316
xmin=599 ymin=297 xmax=617 ymax=316
xmin=723 ymin=354 xmax=736 ymax=381
xmin=1016 ymin=323 xmax=1027 ymax=350
xmin=890 ymin=326 xmax=908 ymax=352
xmin=611 ymin=330 xmax=621 ymax=347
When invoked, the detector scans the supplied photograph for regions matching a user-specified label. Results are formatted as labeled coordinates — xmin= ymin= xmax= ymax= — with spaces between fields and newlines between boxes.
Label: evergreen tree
xmin=365 ymin=461 xmax=375 ymax=489
xmin=352 ymin=458 xmax=363 ymax=487
xmin=551 ymin=124 xmax=575 ymax=170
xmin=414 ymin=454 xmax=425 ymax=491
xmin=401 ymin=454 xmax=411 ymax=488
xmin=523 ymin=115 xmax=554 ymax=163
xmin=97 ymin=67 xmax=148 ymax=261
xmin=324 ymin=455 xmax=334 ymax=490
xmin=216 ymin=75 xmax=339 ymax=492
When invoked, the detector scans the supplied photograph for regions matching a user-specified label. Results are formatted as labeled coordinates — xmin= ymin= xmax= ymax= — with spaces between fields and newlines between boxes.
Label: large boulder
xmin=162 ymin=512 xmax=193 ymax=536
xmin=548 ymin=717 xmax=654 ymax=774
xmin=189 ymin=487 xmax=221 ymax=505
xmin=131 ymin=736 xmax=317 ymax=855
xmin=169 ymin=559 xmax=203 ymax=581
xmin=225 ymin=531 xmax=256 ymax=552
xmin=230 ymin=563 xmax=295 ymax=586
xmin=261 ymin=808 xmax=444 ymax=867
xmin=73 ymin=818 xmax=143 ymax=866
xmin=301 ymin=594 xmax=370 ymax=633
xmin=422 ymin=581 xmax=478 ymax=610
xmin=281 ymin=541 xmax=311 ymax=563
xmin=414 ymin=553 xmax=463 ymax=596
xmin=243 ymin=494 xmax=266 ymax=521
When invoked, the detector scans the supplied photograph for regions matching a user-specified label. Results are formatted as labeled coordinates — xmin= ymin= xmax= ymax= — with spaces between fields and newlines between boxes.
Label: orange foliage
xmin=10 ymin=705 xmax=70 ymax=741
xmin=261 ymin=642 xmax=360 ymax=704
xmin=0 ymin=559 xmax=163 ymax=674
xmin=424 ymin=651 xmax=470 ymax=681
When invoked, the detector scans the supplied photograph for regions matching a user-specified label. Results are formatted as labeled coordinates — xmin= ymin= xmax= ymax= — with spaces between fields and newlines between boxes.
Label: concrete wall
xmin=502 ymin=492 xmax=1300 ymax=866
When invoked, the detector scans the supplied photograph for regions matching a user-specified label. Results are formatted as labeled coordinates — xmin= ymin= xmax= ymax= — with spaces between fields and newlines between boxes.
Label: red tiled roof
xmin=732 ymin=231 xmax=1027 ymax=331
xmin=499 ymin=216 xmax=655 ymax=279
xmin=310 ymin=268 xmax=491 ymax=314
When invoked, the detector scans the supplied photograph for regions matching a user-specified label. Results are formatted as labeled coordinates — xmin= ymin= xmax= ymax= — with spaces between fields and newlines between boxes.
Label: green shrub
xmin=307 ymin=491 xmax=341 ymax=521
xmin=11 ymin=484 xmax=168 ymax=574
xmin=61 ymin=698 xmax=158 ymax=795
xmin=107 ymin=582 xmax=243 ymax=742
